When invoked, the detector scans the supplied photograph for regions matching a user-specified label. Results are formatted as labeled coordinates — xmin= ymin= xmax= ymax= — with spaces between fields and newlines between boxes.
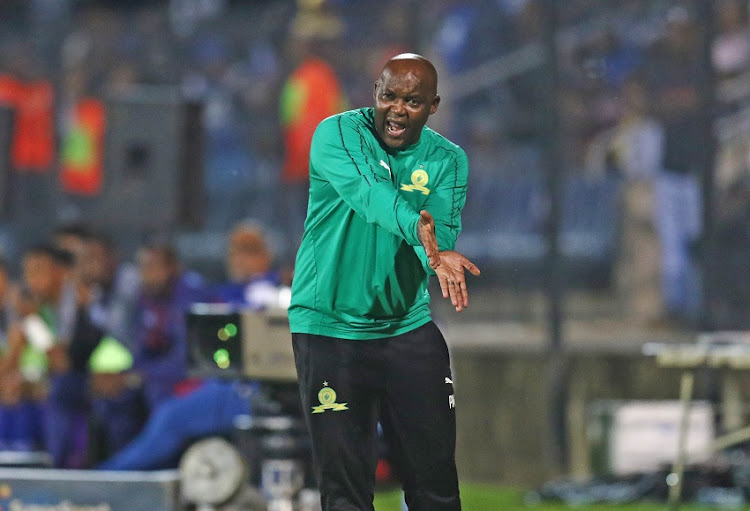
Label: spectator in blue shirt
xmin=98 ymin=222 xmax=283 ymax=470
xmin=216 ymin=221 xmax=281 ymax=306
xmin=132 ymin=243 xmax=209 ymax=411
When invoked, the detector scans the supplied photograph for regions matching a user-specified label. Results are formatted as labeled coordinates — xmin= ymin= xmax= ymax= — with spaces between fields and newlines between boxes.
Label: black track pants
xmin=292 ymin=321 xmax=461 ymax=511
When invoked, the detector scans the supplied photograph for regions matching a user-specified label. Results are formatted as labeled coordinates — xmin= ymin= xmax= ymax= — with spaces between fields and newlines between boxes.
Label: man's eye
xmin=409 ymin=99 xmax=421 ymax=107
xmin=382 ymin=93 xmax=394 ymax=100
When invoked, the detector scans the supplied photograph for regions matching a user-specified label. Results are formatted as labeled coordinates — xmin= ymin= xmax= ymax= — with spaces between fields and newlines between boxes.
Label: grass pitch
xmin=373 ymin=484 xmax=736 ymax=510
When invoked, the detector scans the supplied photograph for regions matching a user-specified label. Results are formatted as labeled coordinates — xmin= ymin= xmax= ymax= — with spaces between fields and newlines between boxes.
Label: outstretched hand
xmin=417 ymin=210 xmax=440 ymax=269
xmin=435 ymin=250 xmax=481 ymax=312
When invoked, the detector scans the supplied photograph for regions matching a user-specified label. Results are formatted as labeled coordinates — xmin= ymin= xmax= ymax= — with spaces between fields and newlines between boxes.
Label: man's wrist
xmin=410 ymin=213 xmax=422 ymax=247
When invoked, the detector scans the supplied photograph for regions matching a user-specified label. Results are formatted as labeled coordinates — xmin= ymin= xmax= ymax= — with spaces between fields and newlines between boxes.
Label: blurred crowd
xmin=557 ymin=0 xmax=750 ymax=327
xmin=0 ymin=219 xmax=285 ymax=468
xmin=0 ymin=0 xmax=750 ymax=330
xmin=0 ymin=0 xmax=750 ymax=474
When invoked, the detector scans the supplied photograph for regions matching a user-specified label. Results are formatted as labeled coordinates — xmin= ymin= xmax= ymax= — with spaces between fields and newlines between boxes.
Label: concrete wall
xmin=451 ymin=346 xmax=725 ymax=487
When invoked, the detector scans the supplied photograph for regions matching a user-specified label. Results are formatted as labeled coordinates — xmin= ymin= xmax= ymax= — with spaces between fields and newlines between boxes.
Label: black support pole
xmin=694 ymin=0 xmax=717 ymax=331
xmin=540 ymin=0 xmax=566 ymax=472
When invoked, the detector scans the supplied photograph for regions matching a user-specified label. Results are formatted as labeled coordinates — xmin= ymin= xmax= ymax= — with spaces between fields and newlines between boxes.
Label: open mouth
xmin=386 ymin=119 xmax=407 ymax=138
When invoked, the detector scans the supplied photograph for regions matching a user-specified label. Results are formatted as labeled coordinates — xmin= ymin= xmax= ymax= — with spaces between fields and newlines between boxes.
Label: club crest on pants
xmin=312 ymin=381 xmax=349 ymax=414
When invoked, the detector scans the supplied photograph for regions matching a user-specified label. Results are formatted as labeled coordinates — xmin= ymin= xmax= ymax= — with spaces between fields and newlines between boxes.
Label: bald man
xmin=289 ymin=54 xmax=479 ymax=510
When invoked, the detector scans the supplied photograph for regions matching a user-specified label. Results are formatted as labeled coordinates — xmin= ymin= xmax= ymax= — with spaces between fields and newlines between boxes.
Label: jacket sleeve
xmin=309 ymin=115 xmax=422 ymax=246
xmin=413 ymin=147 xmax=469 ymax=275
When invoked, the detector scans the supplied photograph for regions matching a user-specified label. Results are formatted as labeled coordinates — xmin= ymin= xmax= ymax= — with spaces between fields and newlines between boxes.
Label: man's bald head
xmin=381 ymin=53 xmax=438 ymax=96
xmin=373 ymin=53 xmax=440 ymax=149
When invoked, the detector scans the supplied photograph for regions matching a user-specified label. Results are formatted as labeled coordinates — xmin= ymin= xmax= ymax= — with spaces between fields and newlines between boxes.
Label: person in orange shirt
xmin=0 ymin=73 xmax=55 ymax=173
xmin=278 ymin=6 xmax=347 ymax=263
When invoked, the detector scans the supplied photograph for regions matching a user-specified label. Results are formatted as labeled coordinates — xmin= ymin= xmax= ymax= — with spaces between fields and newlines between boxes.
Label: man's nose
xmin=391 ymin=99 xmax=406 ymax=115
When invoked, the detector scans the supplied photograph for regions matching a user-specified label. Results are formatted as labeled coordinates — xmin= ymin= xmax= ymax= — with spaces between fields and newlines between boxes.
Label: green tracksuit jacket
xmin=288 ymin=108 xmax=469 ymax=340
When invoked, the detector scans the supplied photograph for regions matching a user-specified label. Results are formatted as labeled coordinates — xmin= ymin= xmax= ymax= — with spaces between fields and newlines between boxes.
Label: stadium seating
xmin=457 ymin=173 xmax=621 ymax=288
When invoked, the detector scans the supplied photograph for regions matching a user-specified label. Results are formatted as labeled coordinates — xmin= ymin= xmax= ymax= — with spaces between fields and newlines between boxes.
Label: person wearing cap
xmin=278 ymin=4 xmax=347 ymax=262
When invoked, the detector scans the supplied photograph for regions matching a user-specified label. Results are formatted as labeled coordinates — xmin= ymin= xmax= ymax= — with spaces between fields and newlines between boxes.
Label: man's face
xmin=373 ymin=62 xmax=440 ymax=149
xmin=55 ymin=234 xmax=86 ymax=268
xmin=227 ymin=231 xmax=270 ymax=283
xmin=23 ymin=254 xmax=62 ymax=302
xmin=81 ymin=242 xmax=115 ymax=286
xmin=138 ymin=250 xmax=175 ymax=297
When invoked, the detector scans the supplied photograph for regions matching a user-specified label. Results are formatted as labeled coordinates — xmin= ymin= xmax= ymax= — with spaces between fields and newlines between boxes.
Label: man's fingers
xmin=459 ymin=279 xmax=469 ymax=308
xmin=451 ymin=281 xmax=464 ymax=312
xmin=446 ymin=279 xmax=456 ymax=305
xmin=439 ymin=275 xmax=449 ymax=299
xmin=427 ymin=244 xmax=440 ymax=269
xmin=434 ymin=250 xmax=477 ymax=311
xmin=454 ymin=278 xmax=467 ymax=309
xmin=447 ymin=277 xmax=469 ymax=311
xmin=426 ymin=244 xmax=439 ymax=269
xmin=462 ymin=258 xmax=481 ymax=276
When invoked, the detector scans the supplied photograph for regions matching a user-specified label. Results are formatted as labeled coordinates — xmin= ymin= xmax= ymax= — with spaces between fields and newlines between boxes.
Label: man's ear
xmin=373 ymin=81 xmax=379 ymax=101
xmin=429 ymin=95 xmax=441 ymax=115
